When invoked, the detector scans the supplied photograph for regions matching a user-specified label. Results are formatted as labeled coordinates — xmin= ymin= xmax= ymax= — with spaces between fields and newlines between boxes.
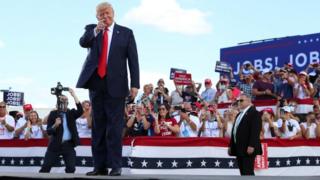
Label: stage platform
xmin=0 ymin=173 xmax=319 ymax=180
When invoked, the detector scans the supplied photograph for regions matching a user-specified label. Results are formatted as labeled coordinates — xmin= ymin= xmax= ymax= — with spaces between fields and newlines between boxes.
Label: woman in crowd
xmin=76 ymin=100 xmax=92 ymax=138
xmin=215 ymin=79 xmax=232 ymax=103
xmin=223 ymin=108 xmax=238 ymax=138
xmin=293 ymin=71 xmax=314 ymax=99
xmin=300 ymin=112 xmax=318 ymax=139
xmin=154 ymin=103 xmax=180 ymax=136
xmin=24 ymin=110 xmax=47 ymax=140
xmin=260 ymin=108 xmax=279 ymax=139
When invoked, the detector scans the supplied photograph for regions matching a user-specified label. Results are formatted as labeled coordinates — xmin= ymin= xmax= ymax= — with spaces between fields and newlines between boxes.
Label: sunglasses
xmin=0 ymin=106 xmax=6 ymax=108
xmin=237 ymin=99 xmax=244 ymax=102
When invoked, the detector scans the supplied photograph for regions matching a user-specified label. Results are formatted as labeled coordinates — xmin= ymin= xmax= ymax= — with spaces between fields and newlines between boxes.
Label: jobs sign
xmin=3 ymin=91 xmax=24 ymax=106
xmin=221 ymin=32 xmax=320 ymax=79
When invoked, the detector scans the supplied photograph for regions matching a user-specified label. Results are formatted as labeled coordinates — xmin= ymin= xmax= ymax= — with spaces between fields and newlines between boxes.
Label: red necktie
xmin=97 ymin=28 xmax=108 ymax=78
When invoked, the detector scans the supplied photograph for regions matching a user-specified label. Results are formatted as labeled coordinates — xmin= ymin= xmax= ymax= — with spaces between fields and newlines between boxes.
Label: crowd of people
xmin=1 ymin=63 xmax=320 ymax=140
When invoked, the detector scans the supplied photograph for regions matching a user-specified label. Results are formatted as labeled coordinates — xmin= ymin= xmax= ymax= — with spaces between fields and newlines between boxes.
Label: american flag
xmin=0 ymin=138 xmax=319 ymax=176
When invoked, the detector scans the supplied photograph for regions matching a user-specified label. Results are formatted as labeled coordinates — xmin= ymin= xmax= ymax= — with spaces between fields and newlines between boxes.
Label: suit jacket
xmin=46 ymin=103 xmax=83 ymax=152
xmin=229 ymin=106 xmax=262 ymax=157
xmin=76 ymin=23 xmax=140 ymax=98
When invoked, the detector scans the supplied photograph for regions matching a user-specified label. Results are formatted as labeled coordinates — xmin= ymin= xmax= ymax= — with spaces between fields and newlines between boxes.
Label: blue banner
xmin=220 ymin=33 xmax=320 ymax=79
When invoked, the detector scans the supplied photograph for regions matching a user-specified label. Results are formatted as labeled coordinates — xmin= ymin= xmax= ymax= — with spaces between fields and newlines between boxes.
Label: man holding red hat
xmin=15 ymin=103 xmax=34 ymax=139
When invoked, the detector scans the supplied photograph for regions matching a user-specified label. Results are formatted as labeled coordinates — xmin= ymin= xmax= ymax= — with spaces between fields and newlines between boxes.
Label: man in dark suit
xmin=39 ymin=89 xmax=83 ymax=173
xmin=228 ymin=94 xmax=262 ymax=175
xmin=76 ymin=2 xmax=140 ymax=176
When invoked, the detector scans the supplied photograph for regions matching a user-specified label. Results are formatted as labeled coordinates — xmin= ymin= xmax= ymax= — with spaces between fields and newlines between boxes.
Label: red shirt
xmin=154 ymin=118 xmax=178 ymax=136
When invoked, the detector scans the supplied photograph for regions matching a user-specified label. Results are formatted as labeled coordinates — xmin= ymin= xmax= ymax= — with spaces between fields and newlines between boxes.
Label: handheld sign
xmin=3 ymin=91 xmax=24 ymax=106
xmin=170 ymin=68 xmax=187 ymax=80
xmin=174 ymin=73 xmax=192 ymax=85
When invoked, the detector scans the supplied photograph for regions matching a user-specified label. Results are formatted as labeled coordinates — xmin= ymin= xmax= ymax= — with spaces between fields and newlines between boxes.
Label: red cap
xmin=204 ymin=79 xmax=212 ymax=84
xmin=261 ymin=108 xmax=274 ymax=117
xmin=23 ymin=104 xmax=33 ymax=111
xmin=194 ymin=102 xmax=202 ymax=109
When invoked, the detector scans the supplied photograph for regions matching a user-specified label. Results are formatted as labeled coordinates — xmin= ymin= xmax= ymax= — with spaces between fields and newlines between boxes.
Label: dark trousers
xmin=236 ymin=156 xmax=256 ymax=176
xmin=89 ymin=74 xmax=125 ymax=170
xmin=39 ymin=141 xmax=76 ymax=173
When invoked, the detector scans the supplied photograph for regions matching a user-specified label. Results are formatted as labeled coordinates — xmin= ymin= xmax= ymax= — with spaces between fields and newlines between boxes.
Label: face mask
xmin=220 ymin=85 xmax=226 ymax=90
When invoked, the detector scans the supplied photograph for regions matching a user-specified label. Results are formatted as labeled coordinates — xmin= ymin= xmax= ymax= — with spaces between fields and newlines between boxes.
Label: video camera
xmin=51 ymin=82 xmax=69 ymax=96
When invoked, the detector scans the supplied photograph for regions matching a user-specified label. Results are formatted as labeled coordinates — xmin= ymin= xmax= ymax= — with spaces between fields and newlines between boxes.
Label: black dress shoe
xmin=86 ymin=169 xmax=108 ymax=176
xmin=109 ymin=168 xmax=121 ymax=176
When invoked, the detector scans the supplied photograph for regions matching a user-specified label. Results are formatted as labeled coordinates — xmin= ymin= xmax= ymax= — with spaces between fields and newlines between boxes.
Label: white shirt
xmin=277 ymin=118 xmax=301 ymax=138
xmin=263 ymin=122 xmax=278 ymax=139
xmin=24 ymin=125 xmax=44 ymax=139
xmin=179 ymin=115 xmax=200 ymax=137
xmin=170 ymin=90 xmax=183 ymax=106
xmin=94 ymin=22 xmax=115 ymax=63
xmin=300 ymin=122 xmax=317 ymax=139
xmin=76 ymin=117 xmax=91 ymax=138
xmin=294 ymin=82 xmax=313 ymax=99
xmin=15 ymin=117 xmax=27 ymax=139
xmin=233 ymin=105 xmax=251 ymax=142
xmin=0 ymin=115 xmax=15 ymax=139
xmin=200 ymin=120 xmax=222 ymax=137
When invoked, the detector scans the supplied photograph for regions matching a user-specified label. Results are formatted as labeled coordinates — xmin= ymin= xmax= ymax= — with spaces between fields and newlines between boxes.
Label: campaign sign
xmin=254 ymin=143 xmax=268 ymax=169
xmin=174 ymin=73 xmax=192 ymax=85
xmin=220 ymin=32 xmax=320 ymax=79
xmin=215 ymin=61 xmax=232 ymax=73
xmin=3 ymin=91 xmax=24 ymax=106
xmin=170 ymin=68 xmax=187 ymax=80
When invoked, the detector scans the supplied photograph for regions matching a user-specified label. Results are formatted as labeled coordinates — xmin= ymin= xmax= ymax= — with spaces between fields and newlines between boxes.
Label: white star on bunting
xmin=214 ymin=160 xmax=221 ymax=167
xmin=186 ymin=160 xmax=192 ymax=167
xmin=82 ymin=159 xmax=86 ymax=165
xmin=200 ymin=160 xmax=207 ymax=167
xmin=156 ymin=160 xmax=163 ymax=168
xmin=228 ymin=160 xmax=234 ymax=167
xmin=286 ymin=159 xmax=291 ymax=166
xmin=141 ymin=160 xmax=148 ymax=168
xmin=172 ymin=160 xmax=178 ymax=168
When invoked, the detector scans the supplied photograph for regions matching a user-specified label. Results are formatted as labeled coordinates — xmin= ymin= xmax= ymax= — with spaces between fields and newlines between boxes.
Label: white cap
xmin=281 ymin=106 xmax=291 ymax=113
xmin=261 ymin=68 xmax=271 ymax=75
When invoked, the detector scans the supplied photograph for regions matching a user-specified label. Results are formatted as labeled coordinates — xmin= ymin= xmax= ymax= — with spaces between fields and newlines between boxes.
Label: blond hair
xmin=96 ymin=2 xmax=113 ymax=13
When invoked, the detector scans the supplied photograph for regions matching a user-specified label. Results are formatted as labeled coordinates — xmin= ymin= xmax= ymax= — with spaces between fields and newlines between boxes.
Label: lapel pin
xmin=117 ymin=31 xmax=120 ymax=34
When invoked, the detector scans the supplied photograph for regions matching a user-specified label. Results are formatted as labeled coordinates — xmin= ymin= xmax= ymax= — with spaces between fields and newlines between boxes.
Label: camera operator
xmin=39 ymin=88 xmax=83 ymax=173
xmin=277 ymin=106 xmax=301 ymax=140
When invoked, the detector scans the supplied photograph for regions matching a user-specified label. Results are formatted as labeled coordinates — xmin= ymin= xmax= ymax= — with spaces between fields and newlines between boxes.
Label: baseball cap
xmin=261 ymin=68 xmax=272 ymax=75
xmin=23 ymin=104 xmax=33 ymax=111
xmin=299 ymin=71 xmax=308 ymax=76
xmin=204 ymin=78 xmax=212 ymax=84
xmin=261 ymin=108 xmax=274 ymax=117
xmin=281 ymin=106 xmax=291 ymax=113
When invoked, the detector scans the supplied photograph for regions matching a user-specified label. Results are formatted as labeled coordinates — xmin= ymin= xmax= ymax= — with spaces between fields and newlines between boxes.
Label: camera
xmin=174 ymin=105 xmax=182 ymax=111
xmin=51 ymin=82 xmax=69 ymax=96
xmin=279 ymin=99 xmax=285 ymax=107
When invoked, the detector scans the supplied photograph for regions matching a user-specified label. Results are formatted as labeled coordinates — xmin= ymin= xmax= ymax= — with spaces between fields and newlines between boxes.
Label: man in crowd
xmin=200 ymin=78 xmax=216 ymax=103
xmin=76 ymin=2 xmax=140 ymax=176
xmin=0 ymin=101 xmax=15 ymax=139
xmin=14 ymin=104 xmax=33 ymax=139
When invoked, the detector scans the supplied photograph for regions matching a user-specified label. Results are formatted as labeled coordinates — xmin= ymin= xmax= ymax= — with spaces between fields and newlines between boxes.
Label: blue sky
xmin=1 ymin=0 xmax=320 ymax=108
